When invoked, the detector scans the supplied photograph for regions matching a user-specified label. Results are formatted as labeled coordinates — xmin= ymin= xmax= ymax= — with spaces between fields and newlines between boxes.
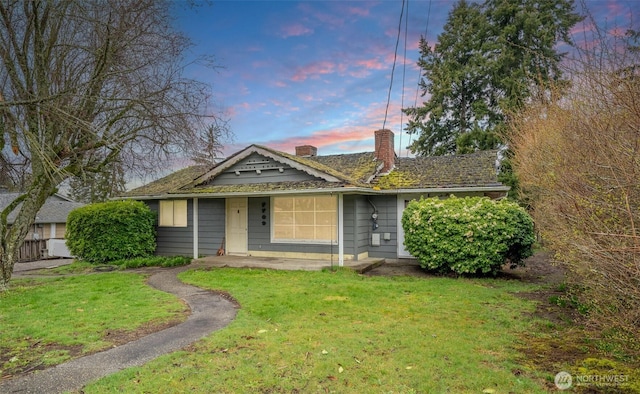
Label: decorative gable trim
xmin=192 ymin=145 xmax=343 ymax=187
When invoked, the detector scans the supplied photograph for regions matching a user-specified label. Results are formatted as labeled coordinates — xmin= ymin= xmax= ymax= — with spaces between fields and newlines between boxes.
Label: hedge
xmin=66 ymin=200 xmax=156 ymax=263
xmin=401 ymin=196 xmax=535 ymax=275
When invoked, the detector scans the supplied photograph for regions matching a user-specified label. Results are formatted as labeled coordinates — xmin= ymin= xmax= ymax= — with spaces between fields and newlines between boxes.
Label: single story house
xmin=120 ymin=129 xmax=509 ymax=265
xmin=0 ymin=190 xmax=84 ymax=259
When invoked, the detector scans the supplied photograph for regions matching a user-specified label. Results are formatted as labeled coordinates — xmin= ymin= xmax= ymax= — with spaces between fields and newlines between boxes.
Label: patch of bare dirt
xmin=0 ymin=343 xmax=84 ymax=379
xmin=1 ymin=315 xmax=189 ymax=381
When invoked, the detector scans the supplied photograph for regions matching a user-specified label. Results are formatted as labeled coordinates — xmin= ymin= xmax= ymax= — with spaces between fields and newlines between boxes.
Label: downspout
xmin=193 ymin=198 xmax=199 ymax=259
xmin=338 ymin=193 xmax=344 ymax=267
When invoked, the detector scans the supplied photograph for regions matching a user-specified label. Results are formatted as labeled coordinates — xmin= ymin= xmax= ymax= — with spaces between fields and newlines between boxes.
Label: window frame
xmin=271 ymin=195 xmax=337 ymax=244
xmin=158 ymin=200 xmax=188 ymax=227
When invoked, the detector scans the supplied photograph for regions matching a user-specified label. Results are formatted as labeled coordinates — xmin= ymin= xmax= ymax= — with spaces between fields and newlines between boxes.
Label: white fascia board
xmin=118 ymin=185 xmax=509 ymax=201
xmin=120 ymin=187 xmax=374 ymax=200
xmin=376 ymin=186 xmax=511 ymax=194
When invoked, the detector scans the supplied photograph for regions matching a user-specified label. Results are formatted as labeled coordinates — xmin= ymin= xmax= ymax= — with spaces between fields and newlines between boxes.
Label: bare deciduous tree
xmin=510 ymin=18 xmax=640 ymax=330
xmin=0 ymin=0 xmax=215 ymax=289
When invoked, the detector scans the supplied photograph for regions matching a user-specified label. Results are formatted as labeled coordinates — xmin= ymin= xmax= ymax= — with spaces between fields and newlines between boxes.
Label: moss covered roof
xmin=121 ymin=146 xmax=505 ymax=198
xmin=124 ymin=165 xmax=211 ymax=197
xmin=179 ymin=180 xmax=350 ymax=194
xmin=375 ymin=150 xmax=502 ymax=190
xmin=307 ymin=152 xmax=380 ymax=184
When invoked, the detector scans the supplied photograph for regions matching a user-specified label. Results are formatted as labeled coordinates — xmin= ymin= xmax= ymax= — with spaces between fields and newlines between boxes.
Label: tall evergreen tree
xmin=405 ymin=0 xmax=499 ymax=156
xmin=404 ymin=0 xmax=582 ymax=156
xmin=484 ymin=0 xmax=582 ymax=110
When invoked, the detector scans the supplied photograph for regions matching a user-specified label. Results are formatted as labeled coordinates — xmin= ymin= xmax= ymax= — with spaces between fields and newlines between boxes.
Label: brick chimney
xmin=374 ymin=129 xmax=395 ymax=172
xmin=295 ymin=145 xmax=317 ymax=157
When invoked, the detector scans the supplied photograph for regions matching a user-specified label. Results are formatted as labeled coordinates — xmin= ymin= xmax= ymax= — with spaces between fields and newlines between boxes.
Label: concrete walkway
xmin=0 ymin=264 xmax=238 ymax=394
xmin=193 ymin=254 xmax=384 ymax=273
xmin=12 ymin=258 xmax=74 ymax=272
xmin=1 ymin=255 xmax=382 ymax=393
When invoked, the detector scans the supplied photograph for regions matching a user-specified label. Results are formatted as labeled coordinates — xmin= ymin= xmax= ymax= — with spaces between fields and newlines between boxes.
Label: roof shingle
xmin=121 ymin=146 xmax=505 ymax=198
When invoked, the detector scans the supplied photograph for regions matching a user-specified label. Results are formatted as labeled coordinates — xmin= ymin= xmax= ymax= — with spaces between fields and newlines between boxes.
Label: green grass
xmin=110 ymin=255 xmax=192 ymax=269
xmin=0 ymin=273 xmax=187 ymax=377
xmin=38 ymin=256 xmax=192 ymax=275
xmin=84 ymin=268 xmax=547 ymax=393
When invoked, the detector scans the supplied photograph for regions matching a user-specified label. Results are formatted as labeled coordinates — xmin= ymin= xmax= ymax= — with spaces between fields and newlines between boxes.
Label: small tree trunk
xmin=0 ymin=249 xmax=17 ymax=291
xmin=0 ymin=174 xmax=57 ymax=291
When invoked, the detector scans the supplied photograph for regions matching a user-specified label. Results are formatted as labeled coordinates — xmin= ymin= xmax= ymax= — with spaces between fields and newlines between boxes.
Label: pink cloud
xmin=606 ymin=1 xmax=626 ymax=15
xmin=297 ymin=94 xmax=316 ymax=102
xmin=221 ymin=99 xmax=414 ymax=159
xmin=268 ymin=127 xmax=372 ymax=153
xmin=355 ymin=58 xmax=387 ymax=70
xmin=265 ymin=100 xmax=412 ymax=155
xmin=608 ymin=26 xmax=626 ymax=37
xmin=252 ymin=60 xmax=270 ymax=68
xmin=279 ymin=23 xmax=313 ymax=38
xmin=348 ymin=69 xmax=372 ymax=78
xmin=273 ymin=80 xmax=288 ymax=88
xmin=346 ymin=6 xmax=369 ymax=17
xmin=291 ymin=61 xmax=337 ymax=82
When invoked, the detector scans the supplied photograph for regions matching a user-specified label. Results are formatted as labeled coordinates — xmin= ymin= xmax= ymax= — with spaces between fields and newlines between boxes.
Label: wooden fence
xmin=17 ymin=239 xmax=48 ymax=262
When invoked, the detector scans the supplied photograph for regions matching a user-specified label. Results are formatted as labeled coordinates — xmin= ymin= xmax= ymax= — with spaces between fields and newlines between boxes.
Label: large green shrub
xmin=66 ymin=200 xmax=156 ymax=263
xmin=402 ymin=196 xmax=535 ymax=275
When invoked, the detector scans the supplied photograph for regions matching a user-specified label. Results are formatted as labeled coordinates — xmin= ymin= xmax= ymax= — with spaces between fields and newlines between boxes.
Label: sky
xmin=172 ymin=0 xmax=639 ymax=160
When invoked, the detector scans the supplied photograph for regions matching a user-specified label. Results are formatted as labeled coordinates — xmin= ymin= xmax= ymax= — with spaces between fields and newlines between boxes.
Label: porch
xmin=192 ymin=255 xmax=385 ymax=274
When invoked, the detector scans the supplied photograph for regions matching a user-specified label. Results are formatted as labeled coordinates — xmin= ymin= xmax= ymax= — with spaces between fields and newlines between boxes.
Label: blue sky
xmin=173 ymin=0 xmax=638 ymax=160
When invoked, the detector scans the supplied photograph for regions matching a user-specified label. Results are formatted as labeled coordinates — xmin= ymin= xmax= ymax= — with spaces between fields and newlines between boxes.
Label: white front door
xmin=226 ymin=198 xmax=248 ymax=255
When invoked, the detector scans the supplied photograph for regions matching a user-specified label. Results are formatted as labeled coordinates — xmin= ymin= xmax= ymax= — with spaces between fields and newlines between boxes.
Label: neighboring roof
xmin=121 ymin=145 xmax=507 ymax=199
xmin=0 ymin=192 xmax=84 ymax=224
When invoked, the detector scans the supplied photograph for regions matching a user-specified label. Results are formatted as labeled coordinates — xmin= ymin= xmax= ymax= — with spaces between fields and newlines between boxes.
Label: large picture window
xmin=272 ymin=195 xmax=337 ymax=243
xmin=159 ymin=200 xmax=187 ymax=227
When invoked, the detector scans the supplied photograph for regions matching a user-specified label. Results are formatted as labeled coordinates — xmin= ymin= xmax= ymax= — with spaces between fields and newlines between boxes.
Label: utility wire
xmin=382 ymin=0 xmax=405 ymax=132
xmin=407 ymin=0 xmax=432 ymax=153
xmin=398 ymin=0 xmax=409 ymax=158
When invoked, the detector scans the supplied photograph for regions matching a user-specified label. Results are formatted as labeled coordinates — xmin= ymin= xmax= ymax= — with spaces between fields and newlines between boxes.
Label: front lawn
xmin=0 ymin=273 xmax=188 ymax=378
xmin=85 ymin=268 xmax=547 ymax=393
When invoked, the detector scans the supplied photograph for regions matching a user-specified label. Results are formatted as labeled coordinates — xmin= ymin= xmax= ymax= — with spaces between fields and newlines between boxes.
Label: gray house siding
xmin=209 ymin=153 xmax=317 ymax=186
xmin=146 ymin=198 xmax=225 ymax=257
xmin=367 ymin=195 xmax=398 ymax=259
xmin=353 ymin=196 xmax=373 ymax=258
xmin=197 ymin=198 xmax=225 ymax=256
xmin=342 ymin=195 xmax=356 ymax=259
xmin=146 ymin=199 xmax=195 ymax=256
xmin=143 ymin=192 xmax=497 ymax=260
xmin=247 ymin=196 xmax=271 ymax=253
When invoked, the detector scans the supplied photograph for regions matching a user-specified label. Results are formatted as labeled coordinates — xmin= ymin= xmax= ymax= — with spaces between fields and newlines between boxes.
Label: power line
xmin=407 ymin=0 xmax=432 ymax=154
xmin=398 ymin=0 xmax=409 ymax=158
xmin=381 ymin=0 xmax=405 ymax=132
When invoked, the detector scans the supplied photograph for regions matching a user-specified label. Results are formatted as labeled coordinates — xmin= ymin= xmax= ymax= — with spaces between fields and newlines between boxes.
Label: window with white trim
xmin=272 ymin=195 xmax=337 ymax=243
xmin=159 ymin=200 xmax=187 ymax=227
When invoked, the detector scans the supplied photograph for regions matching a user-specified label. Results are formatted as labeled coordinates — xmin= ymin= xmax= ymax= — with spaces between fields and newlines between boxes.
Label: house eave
xmin=377 ymin=185 xmax=511 ymax=194
xmin=117 ymin=184 xmax=509 ymax=201
xmin=116 ymin=186 xmax=376 ymax=200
